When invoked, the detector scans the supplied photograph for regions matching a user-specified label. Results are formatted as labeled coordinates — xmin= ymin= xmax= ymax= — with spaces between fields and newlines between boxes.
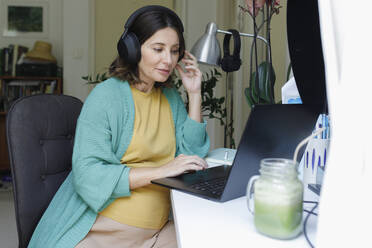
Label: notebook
xmin=205 ymin=148 xmax=236 ymax=166
xmin=152 ymin=104 xmax=322 ymax=202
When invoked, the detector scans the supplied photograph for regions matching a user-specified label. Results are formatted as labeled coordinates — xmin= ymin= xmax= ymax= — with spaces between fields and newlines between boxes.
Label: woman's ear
xmin=178 ymin=49 xmax=185 ymax=62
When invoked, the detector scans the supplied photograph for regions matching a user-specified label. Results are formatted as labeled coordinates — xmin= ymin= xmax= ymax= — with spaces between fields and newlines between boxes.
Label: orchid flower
xmin=245 ymin=0 xmax=280 ymax=16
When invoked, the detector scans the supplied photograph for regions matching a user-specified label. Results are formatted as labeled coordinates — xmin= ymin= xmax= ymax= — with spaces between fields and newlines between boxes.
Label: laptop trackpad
xmin=175 ymin=165 xmax=231 ymax=185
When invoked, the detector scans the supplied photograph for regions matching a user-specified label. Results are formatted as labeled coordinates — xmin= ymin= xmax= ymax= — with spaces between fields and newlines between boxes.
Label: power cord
xmin=304 ymin=209 xmax=318 ymax=216
xmin=303 ymin=201 xmax=319 ymax=248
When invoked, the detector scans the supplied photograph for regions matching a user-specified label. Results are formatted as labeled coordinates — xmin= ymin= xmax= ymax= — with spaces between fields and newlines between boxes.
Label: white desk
xmin=171 ymin=177 xmax=319 ymax=248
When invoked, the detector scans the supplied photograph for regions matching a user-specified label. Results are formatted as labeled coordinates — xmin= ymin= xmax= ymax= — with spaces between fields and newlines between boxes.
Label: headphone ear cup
xmin=221 ymin=55 xmax=242 ymax=72
xmin=233 ymin=57 xmax=242 ymax=71
xmin=118 ymin=32 xmax=141 ymax=64
xmin=221 ymin=56 xmax=234 ymax=72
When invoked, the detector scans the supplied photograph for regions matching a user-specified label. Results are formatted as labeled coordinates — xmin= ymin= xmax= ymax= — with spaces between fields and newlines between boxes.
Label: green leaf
xmin=246 ymin=81 xmax=259 ymax=104
xmin=258 ymin=61 xmax=276 ymax=102
xmin=100 ymin=72 xmax=108 ymax=81
xmin=248 ymin=61 xmax=276 ymax=104
xmin=249 ymin=71 xmax=259 ymax=97
xmin=244 ymin=87 xmax=256 ymax=107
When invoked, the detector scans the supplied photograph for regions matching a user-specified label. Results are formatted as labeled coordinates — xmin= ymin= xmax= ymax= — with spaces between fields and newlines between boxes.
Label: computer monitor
xmin=287 ymin=0 xmax=328 ymax=112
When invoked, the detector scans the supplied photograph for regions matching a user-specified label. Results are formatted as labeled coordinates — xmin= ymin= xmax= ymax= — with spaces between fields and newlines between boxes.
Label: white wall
xmin=0 ymin=0 xmax=63 ymax=65
xmin=175 ymin=0 xmax=227 ymax=150
xmin=62 ymin=0 xmax=94 ymax=101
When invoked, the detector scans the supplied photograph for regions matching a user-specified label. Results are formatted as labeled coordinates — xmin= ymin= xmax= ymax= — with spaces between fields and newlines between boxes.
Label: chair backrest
xmin=6 ymin=94 xmax=83 ymax=248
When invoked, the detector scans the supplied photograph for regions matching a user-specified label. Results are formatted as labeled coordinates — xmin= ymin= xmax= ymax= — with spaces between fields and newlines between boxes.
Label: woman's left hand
xmin=175 ymin=51 xmax=202 ymax=95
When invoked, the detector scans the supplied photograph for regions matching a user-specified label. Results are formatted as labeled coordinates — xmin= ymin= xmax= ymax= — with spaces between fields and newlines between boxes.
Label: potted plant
xmin=240 ymin=0 xmax=281 ymax=107
xmin=82 ymin=72 xmax=108 ymax=85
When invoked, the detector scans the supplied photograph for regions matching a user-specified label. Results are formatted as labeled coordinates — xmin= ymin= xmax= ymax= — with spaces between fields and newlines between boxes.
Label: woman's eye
xmin=154 ymin=48 xmax=162 ymax=52
xmin=171 ymin=50 xmax=179 ymax=54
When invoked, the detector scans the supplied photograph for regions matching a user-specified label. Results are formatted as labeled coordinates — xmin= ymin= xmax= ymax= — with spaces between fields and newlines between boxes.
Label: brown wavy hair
xmin=109 ymin=10 xmax=185 ymax=88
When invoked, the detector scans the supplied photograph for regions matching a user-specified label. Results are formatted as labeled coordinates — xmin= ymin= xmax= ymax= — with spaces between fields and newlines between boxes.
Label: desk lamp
xmin=190 ymin=22 xmax=268 ymax=148
xmin=190 ymin=22 xmax=269 ymax=66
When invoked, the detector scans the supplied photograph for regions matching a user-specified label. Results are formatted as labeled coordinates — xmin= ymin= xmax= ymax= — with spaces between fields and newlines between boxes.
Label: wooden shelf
xmin=0 ymin=75 xmax=61 ymax=80
xmin=0 ymin=76 xmax=63 ymax=170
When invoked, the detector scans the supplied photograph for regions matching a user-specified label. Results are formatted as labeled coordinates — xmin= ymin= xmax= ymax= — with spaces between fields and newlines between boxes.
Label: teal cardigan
xmin=28 ymin=78 xmax=210 ymax=248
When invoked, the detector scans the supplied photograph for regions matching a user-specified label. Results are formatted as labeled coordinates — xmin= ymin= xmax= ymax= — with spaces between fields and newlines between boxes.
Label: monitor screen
xmin=287 ymin=0 xmax=328 ymax=113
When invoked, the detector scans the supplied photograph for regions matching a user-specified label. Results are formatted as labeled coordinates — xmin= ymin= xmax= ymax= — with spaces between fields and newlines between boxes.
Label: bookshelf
xmin=0 ymin=76 xmax=62 ymax=171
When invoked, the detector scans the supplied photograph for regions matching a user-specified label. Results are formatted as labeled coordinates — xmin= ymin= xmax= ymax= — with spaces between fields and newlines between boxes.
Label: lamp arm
xmin=217 ymin=29 xmax=269 ymax=47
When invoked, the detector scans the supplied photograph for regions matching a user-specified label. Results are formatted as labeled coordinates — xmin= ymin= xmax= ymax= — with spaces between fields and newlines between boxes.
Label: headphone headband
xmin=223 ymin=29 xmax=241 ymax=59
xmin=123 ymin=5 xmax=184 ymax=37
xmin=221 ymin=29 xmax=242 ymax=72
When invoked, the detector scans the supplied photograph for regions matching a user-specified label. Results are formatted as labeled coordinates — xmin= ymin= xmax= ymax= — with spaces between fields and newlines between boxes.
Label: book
xmin=205 ymin=148 xmax=237 ymax=166
xmin=49 ymin=80 xmax=57 ymax=93
xmin=0 ymin=48 xmax=3 ymax=75
xmin=2 ymin=47 xmax=11 ymax=75
xmin=7 ymin=45 xmax=14 ymax=75
xmin=11 ymin=45 xmax=29 ymax=76
xmin=11 ymin=45 xmax=18 ymax=76
xmin=45 ymin=80 xmax=57 ymax=94
xmin=7 ymin=80 xmax=40 ymax=86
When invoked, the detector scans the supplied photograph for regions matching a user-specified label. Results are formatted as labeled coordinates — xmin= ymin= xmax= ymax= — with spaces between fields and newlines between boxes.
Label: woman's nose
xmin=162 ymin=51 xmax=173 ymax=65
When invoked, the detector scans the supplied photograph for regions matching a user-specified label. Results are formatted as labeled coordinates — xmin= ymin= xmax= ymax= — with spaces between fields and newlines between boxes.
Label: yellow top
xmin=99 ymin=86 xmax=176 ymax=229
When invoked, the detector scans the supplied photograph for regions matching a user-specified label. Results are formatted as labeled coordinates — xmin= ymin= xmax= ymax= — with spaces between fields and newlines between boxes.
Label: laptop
xmin=152 ymin=104 xmax=322 ymax=202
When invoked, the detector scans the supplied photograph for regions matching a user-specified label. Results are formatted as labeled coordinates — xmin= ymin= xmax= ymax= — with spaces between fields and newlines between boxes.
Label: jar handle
xmin=246 ymin=175 xmax=259 ymax=214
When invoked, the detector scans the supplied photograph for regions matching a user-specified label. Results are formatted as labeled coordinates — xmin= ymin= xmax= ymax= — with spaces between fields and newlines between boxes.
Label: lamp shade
xmin=190 ymin=22 xmax=221 ymax=66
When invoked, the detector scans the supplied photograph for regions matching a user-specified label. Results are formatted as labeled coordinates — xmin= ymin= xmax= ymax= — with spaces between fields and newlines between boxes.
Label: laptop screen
xmin=220 ymin=104 xmax=322 ymax=202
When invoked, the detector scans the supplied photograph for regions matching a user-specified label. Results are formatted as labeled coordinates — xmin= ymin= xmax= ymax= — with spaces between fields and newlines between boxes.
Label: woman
xmin=28 ymin=5 xmax=209 ymax=248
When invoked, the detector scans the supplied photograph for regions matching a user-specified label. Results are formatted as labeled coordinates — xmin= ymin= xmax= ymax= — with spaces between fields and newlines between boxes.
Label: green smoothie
xmin=254 ymin=197 xmax=303 ymax=239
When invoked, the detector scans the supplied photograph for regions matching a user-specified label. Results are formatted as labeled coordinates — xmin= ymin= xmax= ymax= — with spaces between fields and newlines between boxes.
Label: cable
xmin=304 ymin=209 xmax=318 ymax=216
xmin=303 ymin=201 xmax=319 ymax=215
xmin=293 ymin=127 xmax=325 ymax=162
xmin=303 ymin=202 xmax=318 ymax=248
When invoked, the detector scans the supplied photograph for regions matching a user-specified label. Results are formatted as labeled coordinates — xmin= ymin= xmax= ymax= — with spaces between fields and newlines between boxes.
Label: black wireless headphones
xmin=117 ymin=5 xmax=184 ymax=65
xmin=220 ymin=29 xmax=242 ymax=73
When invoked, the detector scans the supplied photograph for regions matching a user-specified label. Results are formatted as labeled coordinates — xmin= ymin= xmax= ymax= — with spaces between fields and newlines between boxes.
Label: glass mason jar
xmin=247 ymin=158 xmax=303 ymax=239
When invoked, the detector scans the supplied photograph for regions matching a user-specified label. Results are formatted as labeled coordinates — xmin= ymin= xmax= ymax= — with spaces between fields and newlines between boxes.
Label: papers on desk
xmin=205 ymin=148 xmax=236 ymax=166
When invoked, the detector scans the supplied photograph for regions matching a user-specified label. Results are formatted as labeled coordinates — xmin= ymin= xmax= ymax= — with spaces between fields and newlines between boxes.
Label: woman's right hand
xmin=159 ymin=154 xmax=208 ymax=178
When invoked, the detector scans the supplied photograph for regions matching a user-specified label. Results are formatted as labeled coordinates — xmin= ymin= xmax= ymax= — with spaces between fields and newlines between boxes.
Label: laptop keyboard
xmin=189 ymin=177 xmax=227 ymax=197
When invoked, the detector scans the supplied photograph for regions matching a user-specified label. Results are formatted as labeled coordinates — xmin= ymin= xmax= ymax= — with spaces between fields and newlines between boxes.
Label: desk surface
xmin=171 ymin=187 xmax=318 ymax=248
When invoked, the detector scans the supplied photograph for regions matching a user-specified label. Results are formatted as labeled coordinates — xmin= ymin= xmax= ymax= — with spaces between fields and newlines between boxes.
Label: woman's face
xmin=138 ymin=27 xmax=180 ymax=84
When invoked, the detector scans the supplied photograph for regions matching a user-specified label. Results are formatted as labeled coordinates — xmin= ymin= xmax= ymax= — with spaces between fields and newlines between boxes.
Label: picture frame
xmin=0 ymin=0 xmax=49 ymax=38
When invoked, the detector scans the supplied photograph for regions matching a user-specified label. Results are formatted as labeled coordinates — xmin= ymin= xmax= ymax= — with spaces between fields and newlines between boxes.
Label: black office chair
xmin=6 ymin=94 xmax=83 ymax=248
